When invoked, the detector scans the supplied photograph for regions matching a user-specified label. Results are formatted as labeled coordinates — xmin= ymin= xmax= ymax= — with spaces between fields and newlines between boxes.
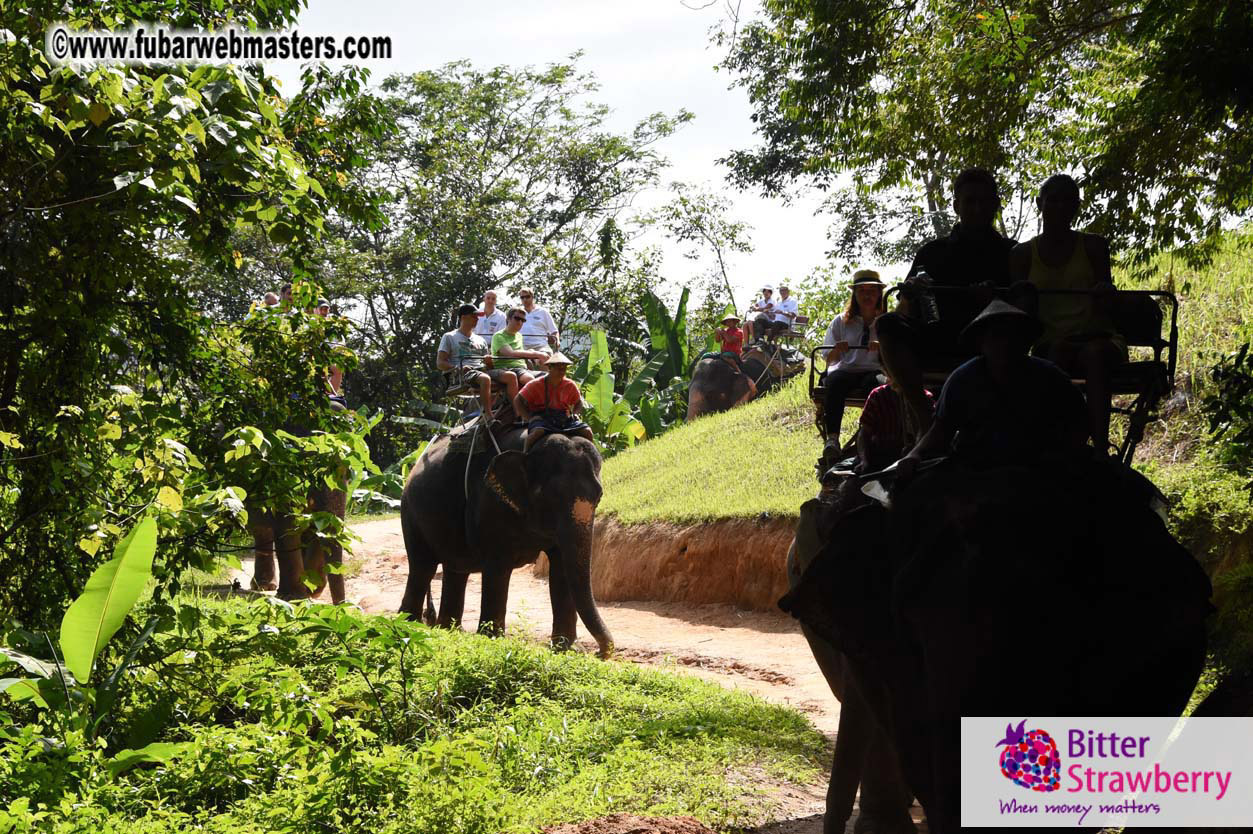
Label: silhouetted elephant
xmin=781 ymin=459 xmax=1213 ymax=834
xmin=398 ymin=426 xmax=614 ymax=658
xmin=786 ymin=526 xmax=916 ymax=834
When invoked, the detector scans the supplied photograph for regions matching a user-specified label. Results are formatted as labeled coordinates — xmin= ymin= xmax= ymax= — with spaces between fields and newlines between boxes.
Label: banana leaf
xmin=637 ymin=395 xmax=665 ymax=438
xmin=622 ymin=350 xmax=669 ymax=406
xmin=60 ymin=517 xmax=158 ymax=683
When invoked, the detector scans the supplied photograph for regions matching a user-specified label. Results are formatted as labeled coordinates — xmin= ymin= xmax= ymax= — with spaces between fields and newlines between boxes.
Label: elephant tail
xmin=423 ymin=580 xmax=436 ymax=626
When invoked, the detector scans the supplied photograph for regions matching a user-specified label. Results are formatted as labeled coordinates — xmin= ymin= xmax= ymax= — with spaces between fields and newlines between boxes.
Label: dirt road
xmin=241 ymin=518 xmax=928 ymax=833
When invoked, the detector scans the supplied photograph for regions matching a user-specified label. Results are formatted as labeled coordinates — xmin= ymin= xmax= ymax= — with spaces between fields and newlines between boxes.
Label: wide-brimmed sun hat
xmin=960 ymin=299 xmax=1043 ymax=348
xmin=851 ymin=269 xmax=885 ymax=288
xmin=721 ymin=313 xmax=741 ymax=323
xmin=544 ymin=351 xmax=575 ymax=367
xmin=761 ymin=284 xmax=775 ymax=292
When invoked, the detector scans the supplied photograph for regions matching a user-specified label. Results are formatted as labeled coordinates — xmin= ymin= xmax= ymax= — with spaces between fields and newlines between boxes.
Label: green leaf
xmin=0 ymin=430 xmax=21 ymax=449
xmin=87 ymin=101 xmax=110 ymax=126
xmin=0 ymin=648 xmax=57 ymax=678
xmin=156 ymin=486 xmax=183 ymax=513
xmin=59 ymin=517 xmax=158 ymax=682
xmin=622 ymin=350 xmax=668 ymax=406
xmin=0 ymin=678 xmax=48 ymax=708
xmin=106 ymin=742 xmax=190 ymax=778
xmin=582 ymin=330 xmax=615 ymax=417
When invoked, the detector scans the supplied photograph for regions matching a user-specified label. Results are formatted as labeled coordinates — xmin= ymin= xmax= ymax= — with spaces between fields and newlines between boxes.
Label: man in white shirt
xmin=517 ymin=286 xmax=559 ymax=352
xmin=770 ymin=284 xmax=800 ymax=341
xmin=745 ymin=284 xmax=775 ymax=343
xmin=474 ymin=289 xmax=508 ymax=338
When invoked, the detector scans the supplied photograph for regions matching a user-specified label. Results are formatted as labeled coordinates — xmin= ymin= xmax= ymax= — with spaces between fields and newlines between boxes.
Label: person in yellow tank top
xmin=1010 ymin=174 xmax=1126 ymax=454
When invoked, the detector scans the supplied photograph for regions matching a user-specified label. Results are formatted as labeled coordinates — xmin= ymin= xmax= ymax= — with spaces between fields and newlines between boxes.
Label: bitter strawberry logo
xmin=996 ymin=719 xmax=1061 ymax=792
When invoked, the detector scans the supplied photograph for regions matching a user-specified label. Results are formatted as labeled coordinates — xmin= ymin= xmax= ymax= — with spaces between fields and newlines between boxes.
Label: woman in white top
xmin=821 ymin=270 xmax=886 ymax=445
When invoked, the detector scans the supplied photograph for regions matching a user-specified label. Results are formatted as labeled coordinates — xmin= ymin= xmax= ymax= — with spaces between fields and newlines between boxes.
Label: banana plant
xmin=0 ymin=517 xmax=189 ymax=776
xmin=641 ymin=288 xmax=691 ymax=389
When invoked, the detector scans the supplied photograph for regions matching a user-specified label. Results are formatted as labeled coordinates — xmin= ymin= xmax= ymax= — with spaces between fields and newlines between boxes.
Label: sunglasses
xmin=510 ymin=316 xmax=526 ymax=322
xmin=519 ymin=294 xmax=533 ymax=299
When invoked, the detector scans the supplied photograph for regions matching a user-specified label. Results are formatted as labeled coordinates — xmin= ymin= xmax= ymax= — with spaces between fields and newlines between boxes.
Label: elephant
xmin=786 ymin=508 xmax=916 ymax=834
xmin=397 ymin=424 xmax=614 ymax=658
xmin=248 ymin=476 xmax=347 ymax=604
xmin=686 ymin=343 xmax=801 ymax=420
xmin=780 ymin=457 xmax=1213 ymax=834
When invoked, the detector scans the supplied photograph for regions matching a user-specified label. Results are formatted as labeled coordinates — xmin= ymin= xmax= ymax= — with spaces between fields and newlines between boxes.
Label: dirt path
xmin=345 ymin=518 xmax=841 ymax=734
xmin=240 ymin=518 xmax=927 ymax=833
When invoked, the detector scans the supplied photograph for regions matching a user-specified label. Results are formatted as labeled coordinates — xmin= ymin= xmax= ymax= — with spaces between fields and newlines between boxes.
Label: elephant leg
xmin=438 ymin=571 xmax=469 ymax=629
xmin=399 ymin=511 xmax=437 ymax=623
xmin=274 ymin=516 xmax=309 ymax=601
xmin=323 ymin=489 xmax=347 ymax=604
xmin=250 ymin=521 xmax=277 ymax=592
xmin=846 ymin=667 xmax=915 ymax=834
xmin=546 ymin=549 xmax=578 ymax=650
xmin=304 ymin=537 xmax=328 ymax=598
xmin=477 ymin=566 xmax=511 ymax=636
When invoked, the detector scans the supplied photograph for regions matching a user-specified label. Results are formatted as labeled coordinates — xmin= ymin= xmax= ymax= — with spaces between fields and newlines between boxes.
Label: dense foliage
xmin=0 ymin=0 xmax=384 ymax=626
xmin=720 ymin=0 xmax=1253 ymax=268
xmin=0 ymin=591 xmax=824 ymax=834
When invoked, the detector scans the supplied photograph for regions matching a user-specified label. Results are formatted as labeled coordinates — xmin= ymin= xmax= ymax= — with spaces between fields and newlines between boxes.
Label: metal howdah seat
xmin=808 ymin=286 xmax=1179 ymax=464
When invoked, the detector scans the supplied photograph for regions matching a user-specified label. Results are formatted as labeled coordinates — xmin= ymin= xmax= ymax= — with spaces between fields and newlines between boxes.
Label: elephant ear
xmin=480 ymin=450 xmax=531 ymax=528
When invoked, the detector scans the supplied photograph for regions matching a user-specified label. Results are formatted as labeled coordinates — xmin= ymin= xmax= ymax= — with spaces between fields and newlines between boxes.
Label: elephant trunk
xmin=558 ymin=502 xmax=614 ymax=658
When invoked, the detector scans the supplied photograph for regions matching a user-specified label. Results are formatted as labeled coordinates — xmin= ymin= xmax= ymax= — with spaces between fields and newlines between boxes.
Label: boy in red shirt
xmin=716 ymin=313 xmax=745 ymax=359
xmin=714 ymin=314 xmax=756 ymax=395
xmin=514 ymin=352 xmax=595 ymax=452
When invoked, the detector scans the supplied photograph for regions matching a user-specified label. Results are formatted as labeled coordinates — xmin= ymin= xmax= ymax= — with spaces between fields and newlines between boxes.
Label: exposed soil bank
xmin=535 ymin=515 xmax=798 ymax=612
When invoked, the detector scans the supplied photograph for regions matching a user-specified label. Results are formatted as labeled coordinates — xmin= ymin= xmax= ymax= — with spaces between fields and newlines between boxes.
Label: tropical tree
xmin=719 ymin=0 xmax=1253 ymax=268
xmin=0 ymin=0 xmax=384 ymax=626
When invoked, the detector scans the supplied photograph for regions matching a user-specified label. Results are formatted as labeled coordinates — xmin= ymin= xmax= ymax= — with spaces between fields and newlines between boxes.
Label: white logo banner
xmin=961 ymin=717 xmax=1253 ymax=827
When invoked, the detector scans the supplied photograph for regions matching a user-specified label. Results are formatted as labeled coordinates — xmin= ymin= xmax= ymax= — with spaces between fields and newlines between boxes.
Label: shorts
xmin=448 ymin=367 xmax=489 ymax=387
xmin=875 ymin=311 xmax=970 ymax=370
xmin=486 ymin=367 xmax=527 ymax=383
xmin=528 ymin=410 xmax=590 ymax=434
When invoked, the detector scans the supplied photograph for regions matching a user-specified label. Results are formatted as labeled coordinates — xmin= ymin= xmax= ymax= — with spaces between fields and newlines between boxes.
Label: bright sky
xmin=271 ymin=0 xmax=839 ymax=310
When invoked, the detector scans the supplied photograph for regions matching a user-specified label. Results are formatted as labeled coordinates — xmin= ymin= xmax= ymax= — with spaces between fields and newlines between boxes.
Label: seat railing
xmin=810 ymin=286 xmax=1178 ymax=397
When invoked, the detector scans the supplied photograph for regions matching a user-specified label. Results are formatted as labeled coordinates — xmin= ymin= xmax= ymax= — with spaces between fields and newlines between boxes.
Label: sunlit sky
xmin=270 ymin=0 xmax=849 ymax=309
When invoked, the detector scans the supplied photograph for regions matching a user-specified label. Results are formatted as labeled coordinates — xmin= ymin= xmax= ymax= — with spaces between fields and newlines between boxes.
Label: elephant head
xmin=473 ymin=437 xmax=613 ymax=657
xmin=686 ymin=357 xmax=758 ymax=420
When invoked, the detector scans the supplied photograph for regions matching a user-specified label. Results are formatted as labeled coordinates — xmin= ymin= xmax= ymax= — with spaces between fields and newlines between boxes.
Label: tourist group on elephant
xmin=240 ymin=165 xmax=1216 ymax=834
xmin=784 ymin=168 xmax=1214 ymax=834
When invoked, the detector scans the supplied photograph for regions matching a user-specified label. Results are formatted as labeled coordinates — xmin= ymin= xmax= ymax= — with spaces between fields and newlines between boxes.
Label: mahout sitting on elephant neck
xmin=781 ymin=458 xmax=1211 ymax=834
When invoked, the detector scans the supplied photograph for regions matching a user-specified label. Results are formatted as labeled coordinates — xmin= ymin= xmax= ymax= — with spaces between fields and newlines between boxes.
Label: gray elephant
xmin=397 ymin=426 xmax=614 ymax=658
xmin=687 ymin=344 xmax=804 ymax=420
xmin=248 ymin=477 xmax=347 ymax=604
xmin=781 ymin=459 xmax=1212 ymax=834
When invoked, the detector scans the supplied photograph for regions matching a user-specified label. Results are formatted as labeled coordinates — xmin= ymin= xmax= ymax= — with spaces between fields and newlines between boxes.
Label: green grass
xmin=0 ymin=595 xmax=826 ymax=834
xmin=599 ymin=373 xmax=832 ymax=524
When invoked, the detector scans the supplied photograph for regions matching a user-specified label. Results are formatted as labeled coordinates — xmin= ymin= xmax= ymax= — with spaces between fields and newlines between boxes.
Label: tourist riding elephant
xmin=781 ymin=459 xmax=1212 ymax=834
xmin=398 ymin=426 xmax=614 ymax=658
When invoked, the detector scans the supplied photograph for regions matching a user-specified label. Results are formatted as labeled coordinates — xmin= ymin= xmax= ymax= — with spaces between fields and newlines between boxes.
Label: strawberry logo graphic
xmin=996 ymin=719 xmax=1061 ymax=792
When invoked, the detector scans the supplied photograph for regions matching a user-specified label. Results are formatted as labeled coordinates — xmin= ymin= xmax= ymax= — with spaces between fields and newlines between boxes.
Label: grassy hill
xmin=600 ymin=227 xmax=1253 ymax=671
xmin=599 ymin=373 xmax=828 ymax=525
